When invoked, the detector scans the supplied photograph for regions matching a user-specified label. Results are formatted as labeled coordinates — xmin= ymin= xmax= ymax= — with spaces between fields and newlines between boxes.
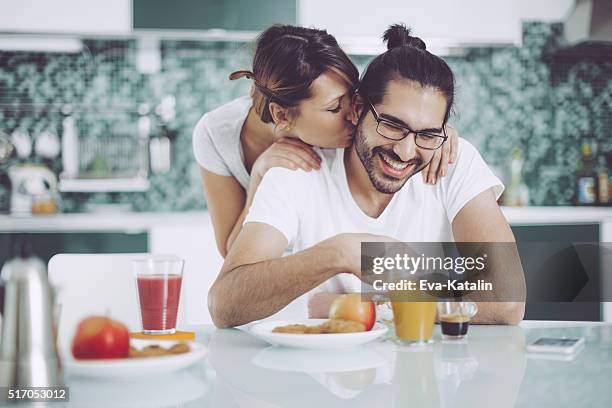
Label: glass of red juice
xmin=132 ymin=255 xmax=184 ymax=334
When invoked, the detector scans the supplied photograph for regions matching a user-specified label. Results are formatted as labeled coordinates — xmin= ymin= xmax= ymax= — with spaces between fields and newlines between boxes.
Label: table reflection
xmin=64 ymin=365 xmax=210 ymax=407
xmin=206 ymin=325 xmax=527 ymax=408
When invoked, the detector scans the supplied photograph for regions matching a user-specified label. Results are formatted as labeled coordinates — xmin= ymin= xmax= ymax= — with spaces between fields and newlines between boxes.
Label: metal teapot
xmin=0 ymin=244 xmax=62 ymax=394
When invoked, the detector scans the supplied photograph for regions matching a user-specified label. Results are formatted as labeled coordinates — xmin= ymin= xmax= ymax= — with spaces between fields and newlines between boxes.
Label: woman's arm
xmin=199 ymin=137 xmax=322 ymax=257
xmin=224 ymin=173 xmax=264 ymax=256
xmin=199 ymin=167 xmax=246 ymax=257
xmin=199 ymin=167 xmax=264 ymax=257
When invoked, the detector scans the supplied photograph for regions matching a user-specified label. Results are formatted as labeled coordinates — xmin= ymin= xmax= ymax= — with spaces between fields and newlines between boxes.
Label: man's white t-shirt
xmin=244 ymin=138 xmax=503 ymax=315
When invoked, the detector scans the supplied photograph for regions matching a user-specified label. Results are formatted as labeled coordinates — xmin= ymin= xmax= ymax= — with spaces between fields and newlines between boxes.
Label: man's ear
xmin=268 ymin=102 xmax=292 ymax=129
xmin=350 ymin=92 xmax=364 ymax=126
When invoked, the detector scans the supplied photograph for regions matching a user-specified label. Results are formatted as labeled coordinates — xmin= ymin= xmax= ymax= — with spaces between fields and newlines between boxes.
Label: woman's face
xmin=289 ymin=70 xmax=355 ymax=148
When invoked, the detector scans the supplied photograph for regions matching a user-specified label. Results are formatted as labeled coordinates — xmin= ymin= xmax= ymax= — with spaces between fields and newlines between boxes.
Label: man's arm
xmin=208 ymin=222 xmax=349 ymax=328
xmin=208 ymin=222 xmax=395 ymax=328
xmin=452 ymin=188 xmax=526 ymax=325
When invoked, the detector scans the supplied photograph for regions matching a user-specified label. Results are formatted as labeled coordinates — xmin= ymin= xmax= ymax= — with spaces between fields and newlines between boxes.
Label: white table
xmin=51 ymin=321 xmax=612 ymax=407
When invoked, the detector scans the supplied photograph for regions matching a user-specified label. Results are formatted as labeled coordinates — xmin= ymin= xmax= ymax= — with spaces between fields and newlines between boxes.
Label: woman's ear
xmin=350 ymin=92 xmax=364 ymax=126
xmin=268 ymin=102 xmax=292 ymax=129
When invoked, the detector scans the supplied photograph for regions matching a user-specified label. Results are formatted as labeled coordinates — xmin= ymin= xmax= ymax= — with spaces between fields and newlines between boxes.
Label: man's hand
xmin=324 ymin=233 xmax=400 ymax=277
xmin=308 ymin=292 xmax=341 ymax=318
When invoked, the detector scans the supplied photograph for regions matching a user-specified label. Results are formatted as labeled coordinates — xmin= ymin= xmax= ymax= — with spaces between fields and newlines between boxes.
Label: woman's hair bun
xmin=383 ymin=23 xmax=426 ymax=51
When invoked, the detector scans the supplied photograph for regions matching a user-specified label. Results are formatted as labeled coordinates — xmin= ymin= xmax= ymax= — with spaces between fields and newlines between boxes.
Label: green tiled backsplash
xmin=0 ymin=22 xmax=610 ymax=212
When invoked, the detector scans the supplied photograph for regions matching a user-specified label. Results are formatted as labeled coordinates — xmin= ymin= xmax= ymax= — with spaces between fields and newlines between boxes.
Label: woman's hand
xmin=251 ymin=137 xmax=322 ymax=183
xmin=421 ymin=125 xmax=459 ymax=184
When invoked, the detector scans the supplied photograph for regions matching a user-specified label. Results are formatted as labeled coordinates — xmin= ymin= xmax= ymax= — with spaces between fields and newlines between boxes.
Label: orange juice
xmin=391 ymin=290 xmax=436 ymax=344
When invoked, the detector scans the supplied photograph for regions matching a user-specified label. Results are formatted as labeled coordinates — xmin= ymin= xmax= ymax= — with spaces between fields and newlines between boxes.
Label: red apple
xmin=329 ymin=294 xmax=376 ymax=331
xmin=71 ymin=316 xmax=130 ymax=360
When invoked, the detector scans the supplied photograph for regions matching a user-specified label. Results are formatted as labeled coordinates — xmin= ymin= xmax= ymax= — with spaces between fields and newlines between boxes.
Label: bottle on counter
xmin=503 ymin=148 xmax=529 ymax=207
xmin=61 ymin=105 xmax=79 ymax=179
xmin=596 ymin=155 xmax=609 ymax=205
xmin=575 ymin=141 xmax=597 ymax=206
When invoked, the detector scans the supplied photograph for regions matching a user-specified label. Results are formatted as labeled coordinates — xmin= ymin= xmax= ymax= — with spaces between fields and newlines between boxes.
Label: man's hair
xmin=358 ymin=24 xmax=455 ymax=123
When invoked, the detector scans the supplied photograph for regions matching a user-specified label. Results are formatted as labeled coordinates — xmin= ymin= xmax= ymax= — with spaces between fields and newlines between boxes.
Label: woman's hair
xmin=359 ymin=23 xmax=455 ymax=123
xmin=230 ymin=24 xmax=359 ymax=123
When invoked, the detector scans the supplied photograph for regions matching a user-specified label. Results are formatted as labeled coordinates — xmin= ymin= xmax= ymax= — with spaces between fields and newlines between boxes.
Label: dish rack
xmin=57 ymin=105 xmax=151 ymax=193
xmin=0 ymin=41 xmax=158 ymax=192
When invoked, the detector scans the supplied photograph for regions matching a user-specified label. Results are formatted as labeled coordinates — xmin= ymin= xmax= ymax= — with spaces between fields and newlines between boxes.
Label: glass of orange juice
xmin=391 ymin=289 xmax=437 ymax=345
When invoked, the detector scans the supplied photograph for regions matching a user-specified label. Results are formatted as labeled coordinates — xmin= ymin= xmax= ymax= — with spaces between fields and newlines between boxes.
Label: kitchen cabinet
xmin=511 ymin=223 xmax=601 ymax=322
xmin=0 ymin=232 xmax=148 ymax=270
xmin=0 ymin=0 xmax=131 ymax=35
xmin=300 ymin=0 xmax=517 ymax=44
xmin=0 ymin=214 xmax=221 ymax=326
xmin=133 ymin=0 xmax=297 ymax=32
xmin=299 ymin=0 xmax=574 ymax=53
xmin=0 ymin=231 xmax=147 ymax=315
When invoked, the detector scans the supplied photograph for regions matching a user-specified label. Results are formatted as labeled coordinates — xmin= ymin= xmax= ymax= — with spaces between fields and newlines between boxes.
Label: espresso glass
xmin=437 ymin=301 xmax=478 ymax=340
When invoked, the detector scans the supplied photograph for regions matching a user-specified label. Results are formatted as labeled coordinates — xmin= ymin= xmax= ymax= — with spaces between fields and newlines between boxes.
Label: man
xmin=209 ymin=25 xmax=526 ymax=328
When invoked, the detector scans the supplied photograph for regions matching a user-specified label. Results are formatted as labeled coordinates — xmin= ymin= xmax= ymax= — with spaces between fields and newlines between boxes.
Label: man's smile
xmin=377 ymin=151 xmax=418 ymax=179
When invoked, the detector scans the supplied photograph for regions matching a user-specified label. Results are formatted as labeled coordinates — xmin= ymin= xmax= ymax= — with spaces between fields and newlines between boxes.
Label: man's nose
xmin=393 ymin=133 xmax=417 ymax=162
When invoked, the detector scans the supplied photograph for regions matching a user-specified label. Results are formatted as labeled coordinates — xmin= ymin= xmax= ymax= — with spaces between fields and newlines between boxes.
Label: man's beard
xmin=354 ymin=123 xmax=429 ymax=194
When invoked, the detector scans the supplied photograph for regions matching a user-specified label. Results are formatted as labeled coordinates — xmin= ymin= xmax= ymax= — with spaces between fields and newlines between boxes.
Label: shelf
xmin=58 ymin=177 xmax=150 ymax=193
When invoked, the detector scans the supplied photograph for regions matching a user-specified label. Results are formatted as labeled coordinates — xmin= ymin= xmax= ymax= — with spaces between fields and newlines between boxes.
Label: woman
xmin=193 ymin=24 xmax=458 ymax=257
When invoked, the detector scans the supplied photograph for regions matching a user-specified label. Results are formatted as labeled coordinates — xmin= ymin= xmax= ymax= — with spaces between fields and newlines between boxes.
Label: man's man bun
xmin=382 ymin=23 xmax=427 ymax=51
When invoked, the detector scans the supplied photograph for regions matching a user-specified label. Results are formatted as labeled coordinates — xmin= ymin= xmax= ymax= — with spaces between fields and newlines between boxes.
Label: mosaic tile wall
xmin=448 ymin=23 xmax=612 ymax=205
xmin=0 ymin=22 xmax=610 ymax=212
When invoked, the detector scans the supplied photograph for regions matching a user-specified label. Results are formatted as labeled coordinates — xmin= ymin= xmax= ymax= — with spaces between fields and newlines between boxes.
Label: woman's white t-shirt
xmin=192 ymin=96 xmax=252 ymax=189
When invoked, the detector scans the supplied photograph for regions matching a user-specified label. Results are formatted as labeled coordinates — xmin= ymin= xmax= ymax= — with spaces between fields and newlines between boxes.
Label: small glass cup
xmin=132 ymin=255 xmax=184 ymax=335
xmin=437 ymin=301 xmax=478 ymax=340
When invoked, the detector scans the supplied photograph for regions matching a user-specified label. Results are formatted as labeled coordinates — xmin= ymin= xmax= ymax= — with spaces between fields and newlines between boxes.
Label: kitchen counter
xmin=502 ymin=206 xmax=612 ymax=225
xmin=0 ymin=211 xmax=213 ymax=232
xmin=1 ymin=206 xmax=612 ymax=232
xmin=58 ymin=321 xmax=612 ymax=407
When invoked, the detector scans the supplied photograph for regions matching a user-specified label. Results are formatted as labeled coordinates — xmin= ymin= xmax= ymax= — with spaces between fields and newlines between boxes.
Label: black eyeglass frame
xmin=361 ymin=93 xmax=448 ymax=150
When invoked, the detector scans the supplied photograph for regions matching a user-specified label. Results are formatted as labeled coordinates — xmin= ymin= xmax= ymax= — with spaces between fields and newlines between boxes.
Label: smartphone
xmin=526 ymin=337 xmax=585 ymax=354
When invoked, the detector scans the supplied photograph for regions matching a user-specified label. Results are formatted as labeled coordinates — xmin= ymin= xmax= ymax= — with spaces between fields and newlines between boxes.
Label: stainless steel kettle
xmin=0 ymin=253 xmax=63 ymax=391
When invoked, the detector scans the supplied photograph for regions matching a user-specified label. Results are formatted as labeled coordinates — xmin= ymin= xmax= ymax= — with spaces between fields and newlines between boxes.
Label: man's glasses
xmin=362 ymin=94 xmax=447 ymax=150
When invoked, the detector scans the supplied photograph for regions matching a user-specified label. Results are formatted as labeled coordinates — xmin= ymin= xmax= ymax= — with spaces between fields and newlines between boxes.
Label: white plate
xmin=249 ymin=319 xmax=388 ymax=350
xmin=62 ymin=339 xmax=206 ymax=378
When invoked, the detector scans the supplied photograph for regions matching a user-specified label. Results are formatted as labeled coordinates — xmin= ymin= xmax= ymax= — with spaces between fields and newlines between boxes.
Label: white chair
xmin=48 ymin=253 xmax=190 ymax=354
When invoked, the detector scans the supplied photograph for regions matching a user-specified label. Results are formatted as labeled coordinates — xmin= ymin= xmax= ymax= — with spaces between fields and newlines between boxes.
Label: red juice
xmin=136 ymin=274 xmax=182 ymax=332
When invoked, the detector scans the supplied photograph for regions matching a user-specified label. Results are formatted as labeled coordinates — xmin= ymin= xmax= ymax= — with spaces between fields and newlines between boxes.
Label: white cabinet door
xmin=299 ymin=0 xmax=574 ymax=50
xmin=300 ymin=0 xmax=514 ymax=43
xmin=0 ymin=0 xmax=131 ymax=34
xmin=149 ymin=214 xmax=223 ymax=325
